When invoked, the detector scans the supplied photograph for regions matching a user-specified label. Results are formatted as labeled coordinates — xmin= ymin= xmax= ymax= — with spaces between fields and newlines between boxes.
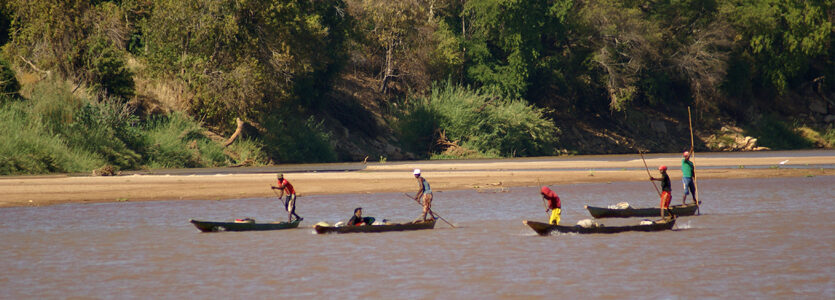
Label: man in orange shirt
xmin=271 ymin=174 xmax=303 ymax=222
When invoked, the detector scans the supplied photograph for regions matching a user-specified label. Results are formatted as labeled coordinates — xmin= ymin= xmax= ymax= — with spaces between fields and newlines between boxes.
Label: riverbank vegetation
xmin=0 ymin=0 xmax=833 ymax=175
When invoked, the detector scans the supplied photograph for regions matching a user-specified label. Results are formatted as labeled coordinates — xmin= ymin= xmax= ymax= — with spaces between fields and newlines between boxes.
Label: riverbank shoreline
xmin=2 ymin=153 xmax=834 ymax=208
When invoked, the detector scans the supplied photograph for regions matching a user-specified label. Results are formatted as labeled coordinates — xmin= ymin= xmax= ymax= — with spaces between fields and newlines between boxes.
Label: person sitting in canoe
xmin=650 ymin=165 xmax=672 ymax=217
xmin=540 ymin=186 xmax=561 ymax=225
xmin=271 ymin=174 xmax=303 ymax=222
xmin=413 ymin=169 xmax=435 ymax=222
xmin=347 ymin=207 xmax=375 ymax=226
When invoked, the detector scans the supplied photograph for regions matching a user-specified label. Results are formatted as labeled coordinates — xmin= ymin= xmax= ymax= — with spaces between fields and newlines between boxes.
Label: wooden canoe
xmin=523 ymin=217 xmax=676 ymax=236
xmin=585 ymin=203 xmax=698 ymax=218
xmin=314 ymin=220 xmax=435 ymax=234
xmin=190 ymin=219 xmax=301 ymax=232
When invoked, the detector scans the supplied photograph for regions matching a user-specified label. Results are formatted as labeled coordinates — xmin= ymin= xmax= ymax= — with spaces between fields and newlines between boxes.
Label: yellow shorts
xmin=549 ymin=208 xmax=561 ymax=225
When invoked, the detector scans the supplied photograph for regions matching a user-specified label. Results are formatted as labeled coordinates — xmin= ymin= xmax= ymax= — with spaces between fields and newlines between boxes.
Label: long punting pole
xmin=639 ymin=151 xmax=662 ymax=197
xmin=688 ymin=107 xmax=701 ymax=215
xmin=404 ymin=193 xmax=456 ymax=228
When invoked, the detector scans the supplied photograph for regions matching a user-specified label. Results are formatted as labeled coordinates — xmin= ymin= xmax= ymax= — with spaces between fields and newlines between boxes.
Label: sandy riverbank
xmin=2 ymin=154 xmax=833 ymax=208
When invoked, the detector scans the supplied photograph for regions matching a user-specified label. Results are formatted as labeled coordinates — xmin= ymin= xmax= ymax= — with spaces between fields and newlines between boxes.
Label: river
xmin=1 ymin=176 xmax=833 ymax=298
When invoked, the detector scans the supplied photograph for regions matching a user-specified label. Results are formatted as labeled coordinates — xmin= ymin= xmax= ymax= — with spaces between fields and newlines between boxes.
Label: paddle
xmin=403 ymin=193 xmax=456 ymax=228
xmin=687 ymin=107 xmax=701 ymax=215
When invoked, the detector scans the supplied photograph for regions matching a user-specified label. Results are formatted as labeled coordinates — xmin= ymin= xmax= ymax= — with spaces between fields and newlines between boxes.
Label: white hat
xmin=413 ymin=169 xmax=421 ymax=175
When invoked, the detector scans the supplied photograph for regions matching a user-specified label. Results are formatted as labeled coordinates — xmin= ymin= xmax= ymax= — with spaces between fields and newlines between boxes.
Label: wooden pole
xmin=404 ymin=193 xmax=456 ymax=228
xmin=639 ymin=151 xmax=662 ymax=197
xmin=688 ymin=107 xmax=701 ymax=215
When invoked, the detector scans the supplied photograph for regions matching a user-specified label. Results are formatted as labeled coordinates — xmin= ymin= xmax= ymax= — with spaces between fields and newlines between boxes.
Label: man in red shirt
xmin=271 ymin=174 xmax=302 ymax=222
xmin=541 ymin=186 xmax=561 ymax=225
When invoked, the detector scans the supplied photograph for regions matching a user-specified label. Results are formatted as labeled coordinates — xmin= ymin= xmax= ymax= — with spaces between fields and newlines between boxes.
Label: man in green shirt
xmin=681 ymin=149 xmax=697 ymax=205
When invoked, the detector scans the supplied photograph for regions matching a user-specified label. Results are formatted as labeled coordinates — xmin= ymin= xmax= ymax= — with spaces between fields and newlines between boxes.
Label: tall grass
xmin=396 ymin=80 xmax=560 ymax=158
xmin=0 ymin=78 xmax=243 ymax=175
xmin=144 ymin=112 xmax=227 ymax=168
xmin=0 ymin=97 xmax=103 ymax=174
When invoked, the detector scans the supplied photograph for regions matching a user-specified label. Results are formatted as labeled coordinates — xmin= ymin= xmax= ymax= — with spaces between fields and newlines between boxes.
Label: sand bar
xmin=1 ymin=153 xmax=833 ymax=208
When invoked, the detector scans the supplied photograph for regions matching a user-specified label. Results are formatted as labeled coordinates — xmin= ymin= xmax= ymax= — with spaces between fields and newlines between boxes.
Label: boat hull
xmin=585 ymin=203 xmax=698 ymax=218
xmin=523 ymin=218 xmax=675 ymax=236
xmin=190 ymin=219 xmax=301 ymax=232
xmin=314 ymin=220 xmax=435 ymax=234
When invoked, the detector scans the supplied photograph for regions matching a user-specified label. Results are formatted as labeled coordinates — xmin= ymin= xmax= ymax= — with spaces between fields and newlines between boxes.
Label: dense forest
xmin=0 ymin=0 xmax=833 ymax=175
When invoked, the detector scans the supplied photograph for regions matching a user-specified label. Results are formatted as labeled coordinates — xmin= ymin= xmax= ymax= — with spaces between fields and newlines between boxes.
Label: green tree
xmin=455 ymin=0 xmax=573 ymax=99
xmin=722 ymin=0 xmax=833 ymax=93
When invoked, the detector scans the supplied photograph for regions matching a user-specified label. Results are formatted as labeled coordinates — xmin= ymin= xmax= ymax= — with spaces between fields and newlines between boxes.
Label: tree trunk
xmin=223 ymin=118 xmax=245 ymax=147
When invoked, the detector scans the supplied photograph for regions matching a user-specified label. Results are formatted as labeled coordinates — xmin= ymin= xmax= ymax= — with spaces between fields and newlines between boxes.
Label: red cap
xmin=659 ymin=165 xmax=667 ymax=171
xmin=541 ymin=186 xmax=552 ymax=194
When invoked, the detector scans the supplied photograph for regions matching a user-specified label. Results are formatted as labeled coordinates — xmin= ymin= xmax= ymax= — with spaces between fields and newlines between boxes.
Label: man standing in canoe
xmin=540 ymin=186 xmax=561 ymax=225
xmin=271 ymin=174 xmax=303 ymax=222
xmin=413 ymin=169 xmax=435 ymax=222
xmin=650 ymin=165 xmax=672 ymax=217
xmin=681 ymin=150 xmax=697 ymax=205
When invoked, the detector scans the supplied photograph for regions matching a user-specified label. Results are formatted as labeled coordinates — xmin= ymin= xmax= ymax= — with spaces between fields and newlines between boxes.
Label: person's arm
xmin=649 ymin=177 xmax=659 ymax=181
xmin=542 ymin=196 xmax=550 ymax=212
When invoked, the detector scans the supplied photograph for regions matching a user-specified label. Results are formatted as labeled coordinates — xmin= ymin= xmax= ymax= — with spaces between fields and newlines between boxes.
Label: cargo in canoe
xmin=585 ymin=203 xmax=698 ymax=218
xmin=522 ymin=217 xmax=675 ymax=236
xmin=314 ymin=220 xmax=435 ymax=234
xmin=190 ymin=219 xmax=301 ymax=232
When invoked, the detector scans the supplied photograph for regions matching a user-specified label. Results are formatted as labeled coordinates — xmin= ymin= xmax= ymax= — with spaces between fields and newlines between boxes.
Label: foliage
xmin=722 ymin=0 xmax=833 ymax=93
xmin=0 ymin=78 xmax=236 ymax=175
xmin=744 ymin=115 xmax=813 ymax=150
xmin=0 ymin=55 xmax=20 ymax=98
xmin=397 ymin=80 xmax=559 ymax=158
xmin=143 ymin=112 xmax=227 ymax=168
xmin=84 ymin=37 xmax=135 ymax=99
xmin=260 ymin=113 xmax=338 ymax=163
xmin=141 ymin=0 xmax=352 ymax=130
xmin=456 ymin=0 xmax=573 ymax=99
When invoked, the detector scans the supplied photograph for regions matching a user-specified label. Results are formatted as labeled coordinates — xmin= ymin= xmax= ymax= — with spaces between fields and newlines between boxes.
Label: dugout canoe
xmin=314 ymin=220 xmax=435 ymax=234
xmin=523 ymin=217 xmax=675 ymax=236
xmin=585 ymin=203 xmax=698 ymax=218
xmin=190 ymin=219 xmax=301 ymax=232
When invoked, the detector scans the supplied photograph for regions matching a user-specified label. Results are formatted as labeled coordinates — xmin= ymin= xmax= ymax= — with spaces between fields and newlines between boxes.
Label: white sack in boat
xmin=577 ymin=219 xmax=600 ymax=228
xmin=607 ymin=202 xmax=630 ymax=209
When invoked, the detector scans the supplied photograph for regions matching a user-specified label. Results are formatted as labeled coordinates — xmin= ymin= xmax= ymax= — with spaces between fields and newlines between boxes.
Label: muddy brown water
xmin=1 ymin=176 xmax=833 ymax=298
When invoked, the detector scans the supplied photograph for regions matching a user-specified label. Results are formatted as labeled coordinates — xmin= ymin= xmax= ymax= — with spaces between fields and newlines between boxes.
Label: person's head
xmin=540 ymin=186 xmax=552 ymax=195
xmin=413 ymin=168 xmax=421 ymax=178
xmin=354 ymin=207 xmax=362 ymax=216
xmin=683 ymin=151 xmax=690 ymax=160
xmin=659 ymin=165 xmax=667 ymax=173
xmin=277 ymin=173 xmax=284 ymax=180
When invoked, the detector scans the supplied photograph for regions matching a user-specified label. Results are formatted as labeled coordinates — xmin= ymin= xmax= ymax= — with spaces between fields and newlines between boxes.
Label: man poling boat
xmin=271 ymin=173 xmax=303 ymax=222
xmin=650 ymin=165 xmax=673 ymax=218
xmin=540 ymin=186 xmax=561 ymax=225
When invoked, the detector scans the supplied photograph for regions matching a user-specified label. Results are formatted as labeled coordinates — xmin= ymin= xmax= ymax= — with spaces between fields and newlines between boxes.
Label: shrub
xmin=0 ymin=56 xmax=20 ymax=98
xmin=260 ymin=113 xmax=337 ymax=163
xmin=745 ymin=115 xmax=813 ymax=150
xmin=84 ymin=37 xmax=135 ymax=100
xmin=397 ymin=80 xmax=560 ymax=158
